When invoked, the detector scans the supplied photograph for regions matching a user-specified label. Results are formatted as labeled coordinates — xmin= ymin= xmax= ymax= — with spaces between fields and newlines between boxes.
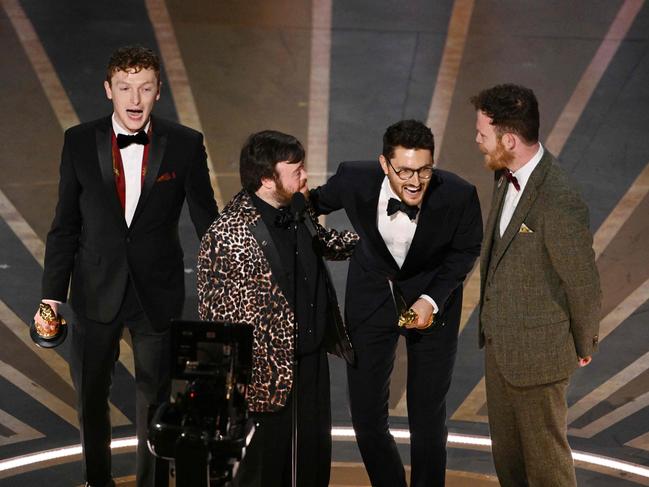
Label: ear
xmin=104 ymin=80 xmax=113 ymax=100
xmin=260 ymin=176 xmax=275 ymax=190
xmin=502 ymin=133 xmax=516 ymax=150
xmin=156 ymin=81 xmax=162 ymax=101
xmin=379 ymin=155 xmax=389 ymax=176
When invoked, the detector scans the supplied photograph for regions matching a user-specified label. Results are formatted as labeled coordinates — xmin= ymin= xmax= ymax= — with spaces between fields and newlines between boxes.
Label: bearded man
xmin=472 ymin=84 xmax=601 ymax=487
xmin=309 ymin=119 xmax=483 ymax=487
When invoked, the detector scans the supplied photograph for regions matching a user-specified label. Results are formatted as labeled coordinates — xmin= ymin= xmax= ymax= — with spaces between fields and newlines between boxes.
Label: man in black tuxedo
xmin=309 ymin=120 xmax=482 ymax=487
xmin=34 ymin=46 xmax=218 ymax=487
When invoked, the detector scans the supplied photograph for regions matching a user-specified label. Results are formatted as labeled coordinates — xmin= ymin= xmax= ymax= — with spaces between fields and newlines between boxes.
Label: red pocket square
xmin=156 ymin=171 xmax=176 ymax=182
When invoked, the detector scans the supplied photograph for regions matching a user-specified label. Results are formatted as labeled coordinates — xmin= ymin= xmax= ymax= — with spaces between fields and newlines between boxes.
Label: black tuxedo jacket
xmin=42 ymin=115 xmax=218 ymax=329
xmin=310 ymin=161 xmax=482 ymax=331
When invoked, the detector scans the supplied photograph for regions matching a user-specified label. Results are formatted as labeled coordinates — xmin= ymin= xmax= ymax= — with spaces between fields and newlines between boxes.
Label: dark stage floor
xmin=1 ymin=0 xmax=649 ymax=485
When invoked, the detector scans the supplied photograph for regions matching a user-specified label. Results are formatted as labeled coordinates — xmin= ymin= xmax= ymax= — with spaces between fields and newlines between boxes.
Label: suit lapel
xmin=400 ymin=172 xmax=443 ymax=272
xmin=480 ymin=171 xmax=508 ymax=280
xmin=131 ymin=116 xmax=167 ymax=227
xmin=96 ymin=118 xmax=128 ymax=231
xmin=490 ymin=153 xmax=552 ymax=270
xmin=358 ymin=173 xmax=399 ymax=270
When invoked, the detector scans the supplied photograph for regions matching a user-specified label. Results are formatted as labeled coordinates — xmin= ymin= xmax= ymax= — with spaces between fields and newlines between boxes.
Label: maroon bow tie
xmin=504 ymin=169 xmax=520 ymax=191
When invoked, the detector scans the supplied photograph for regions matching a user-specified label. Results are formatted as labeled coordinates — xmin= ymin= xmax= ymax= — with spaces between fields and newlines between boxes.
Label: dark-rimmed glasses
xmin=385 ymin=158 xmax=434 ymax=181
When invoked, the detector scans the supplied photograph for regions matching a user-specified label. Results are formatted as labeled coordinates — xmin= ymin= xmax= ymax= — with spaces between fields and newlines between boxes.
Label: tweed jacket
xmin=197 ymin=190 xmax=358 ymax=412
xmin=479 ymin=150 xmax=601 ymax=387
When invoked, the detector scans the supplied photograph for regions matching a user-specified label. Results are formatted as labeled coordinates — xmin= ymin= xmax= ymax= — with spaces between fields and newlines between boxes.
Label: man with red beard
xmin=309 ymin=120 xmax=483 ymax=487
xmin=472 ymin=84 xmax=601 ymax=486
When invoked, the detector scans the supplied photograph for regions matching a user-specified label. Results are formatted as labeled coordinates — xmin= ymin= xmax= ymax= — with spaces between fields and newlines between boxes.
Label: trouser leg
xmin=347 ymin=323 xmax=406 ymax=487
xmin=406 ymin=327 xmax=457 ymax=487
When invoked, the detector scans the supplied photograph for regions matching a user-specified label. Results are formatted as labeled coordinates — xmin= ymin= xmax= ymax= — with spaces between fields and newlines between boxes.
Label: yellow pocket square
xmin=519 ymin=223 xmax=534 ymax=233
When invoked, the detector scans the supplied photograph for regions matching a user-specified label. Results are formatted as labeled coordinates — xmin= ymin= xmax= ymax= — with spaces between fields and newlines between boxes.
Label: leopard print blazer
xmin=197 ymin=190 xmax=358 ymax=412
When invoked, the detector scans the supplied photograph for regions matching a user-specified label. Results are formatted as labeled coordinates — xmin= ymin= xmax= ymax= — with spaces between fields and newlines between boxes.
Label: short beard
xmin=272 ymin=176 xmax=294 ymax=207
xmin=483 ymin=138 xmax=514 ymax=171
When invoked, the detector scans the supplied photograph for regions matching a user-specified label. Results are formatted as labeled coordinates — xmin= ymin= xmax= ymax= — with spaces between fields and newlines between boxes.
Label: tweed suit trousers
xmin=485 ymin=343 xmax=576 ymax=487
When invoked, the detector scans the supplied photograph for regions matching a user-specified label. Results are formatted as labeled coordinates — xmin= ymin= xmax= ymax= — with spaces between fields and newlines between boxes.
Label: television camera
xmin=148 ymin=320 xmax=255 ymax=486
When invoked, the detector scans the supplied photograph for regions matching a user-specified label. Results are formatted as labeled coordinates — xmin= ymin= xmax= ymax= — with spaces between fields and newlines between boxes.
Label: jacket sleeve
xmin=185 ymin=133 xmax=219 ymax=239
xmin=308 ymin=162 xmax=348 ymax=215
xmin=197 ymin=225 xmax=242 ymax=323
xmin=544 ymin=188 xmax=601 ymax=357
xmin=42 ymin=129 xmax=82 ymax=302
xmin=423 ymin=186 xmax=483 ymax=313
xmin=308 ymin=206 xmax=359 ymax=261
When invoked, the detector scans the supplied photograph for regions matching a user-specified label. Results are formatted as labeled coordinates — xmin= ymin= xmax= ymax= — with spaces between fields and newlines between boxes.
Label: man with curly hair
xmin=472 ymin=84 xmax=601 ymax=486
xmin=35 ymin=45 xmax=218 ymax=487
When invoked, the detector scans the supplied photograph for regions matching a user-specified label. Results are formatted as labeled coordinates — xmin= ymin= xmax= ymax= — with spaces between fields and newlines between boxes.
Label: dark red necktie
xmin=504 ymin=169 xmax=520 ymax=191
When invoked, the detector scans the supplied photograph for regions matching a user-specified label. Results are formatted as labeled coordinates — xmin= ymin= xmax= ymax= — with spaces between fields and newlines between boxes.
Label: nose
xmin=411 ymin=171 xmax=420 ymax=184
xmin=131 ymin=89 xmax=140 ymax=105
xmin=475 ymin=132 xmax=480 ymax=144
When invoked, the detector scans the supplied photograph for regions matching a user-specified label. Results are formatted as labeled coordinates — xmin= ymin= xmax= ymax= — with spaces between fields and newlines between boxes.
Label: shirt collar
xmin=111 ymin=113 xmax=151 ymax=137
xmin=512 ymin=143 xmax=544 ymax=191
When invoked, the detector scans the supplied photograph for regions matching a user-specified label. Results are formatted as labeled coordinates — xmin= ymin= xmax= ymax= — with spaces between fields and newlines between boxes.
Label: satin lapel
xmin=480 ymin=172 xmax=508 ymax=276
xmin=131 ymin=119 xmax=167 ymax=226
xmin=491 ymin=154 xmax=552 ymax=270
xmin=248 ymin=218 xmax=294 ymax=310
xmin=357 ymin=175 xmax=399 ymax=270
xmin=401 ymin=173 xmax=442 ymax=272
xmin=96 ymin=119 xmax=128 ymax=231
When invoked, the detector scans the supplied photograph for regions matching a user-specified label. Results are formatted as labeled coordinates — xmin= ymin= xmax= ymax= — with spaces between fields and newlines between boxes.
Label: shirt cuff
xmin=419 ymin=294 xmax=438 ymax=314
xmin=42 ymin=299 xmax=62 ymax=305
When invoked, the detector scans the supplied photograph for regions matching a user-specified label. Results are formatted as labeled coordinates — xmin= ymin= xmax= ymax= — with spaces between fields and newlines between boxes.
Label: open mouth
xmin=126 ymin=109 xmax=144 ymax=119
xmin=403 ymin=185 xmax=422 ymax=196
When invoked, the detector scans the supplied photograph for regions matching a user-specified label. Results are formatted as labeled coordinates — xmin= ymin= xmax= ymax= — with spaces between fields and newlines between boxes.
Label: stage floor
xmin=1 ymin=0 xmax=649 ymax=485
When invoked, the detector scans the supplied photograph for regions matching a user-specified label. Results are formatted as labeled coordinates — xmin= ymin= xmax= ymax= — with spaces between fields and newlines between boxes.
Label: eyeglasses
xmin=385 ymin=158 xmax=434 ymax=181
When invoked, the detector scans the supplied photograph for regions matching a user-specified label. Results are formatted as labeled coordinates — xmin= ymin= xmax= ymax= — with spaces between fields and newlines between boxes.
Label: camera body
xmin=148 ymin=320 xmax=255 ymax=487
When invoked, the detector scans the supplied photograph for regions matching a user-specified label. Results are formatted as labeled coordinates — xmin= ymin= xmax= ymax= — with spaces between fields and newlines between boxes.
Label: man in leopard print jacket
xmin=197 ymin=130 xmax=358 ymax=487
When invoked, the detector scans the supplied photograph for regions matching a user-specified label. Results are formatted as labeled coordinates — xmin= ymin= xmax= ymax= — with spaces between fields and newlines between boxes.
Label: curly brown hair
xmin=106 ymin=46 xmax=160 ymax=84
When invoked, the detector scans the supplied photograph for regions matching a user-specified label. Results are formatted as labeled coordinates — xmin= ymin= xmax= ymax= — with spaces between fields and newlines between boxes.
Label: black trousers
xmin=69 ymin=280 xmax=171 ymax=487
xmin=347 ymin=300 xmax=458 ymax=487
xmin=233 ymin=349 xmax=331 ymax=487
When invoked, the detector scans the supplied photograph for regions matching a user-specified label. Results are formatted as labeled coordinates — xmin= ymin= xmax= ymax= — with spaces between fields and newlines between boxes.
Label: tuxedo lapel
xmin=358 ymin=174 xmax=399 ymax=270
xmin=95 ymin=118 xmax=128 ymax=231
xmin=131 ymin=116 xmax=167 ymax=226
xmin=491 ymin=154 xmax=552 ymax=270
xmin=401 ymin=172 xmax=443 ymax=272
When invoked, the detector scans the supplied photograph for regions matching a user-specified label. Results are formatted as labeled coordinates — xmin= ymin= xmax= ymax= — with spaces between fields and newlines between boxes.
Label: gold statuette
xmin=398 ymin=308 xmax=419 ymax=328
xmin=30 ymin=302 xmax=67 ymax=348
xmin=398 ymin=308 xmax=435 ymax=329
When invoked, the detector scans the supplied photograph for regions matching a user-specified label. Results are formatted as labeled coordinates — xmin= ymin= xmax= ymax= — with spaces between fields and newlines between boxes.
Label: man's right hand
xmin=34 ymin=300 xmax=60 ymax=333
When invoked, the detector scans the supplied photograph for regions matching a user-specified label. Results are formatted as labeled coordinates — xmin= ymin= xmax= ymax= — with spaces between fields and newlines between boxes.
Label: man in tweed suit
xmin=472 ymin=84 xmax=601 ymax=486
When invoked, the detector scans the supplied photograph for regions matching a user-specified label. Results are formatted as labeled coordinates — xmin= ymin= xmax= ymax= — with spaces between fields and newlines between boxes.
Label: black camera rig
xmin=148 ymin=320 xmax=255 ymax=487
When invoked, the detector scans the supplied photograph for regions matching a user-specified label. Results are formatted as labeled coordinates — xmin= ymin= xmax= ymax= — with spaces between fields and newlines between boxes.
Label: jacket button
xmin=126 ymin=237 xmax=131 ymax=243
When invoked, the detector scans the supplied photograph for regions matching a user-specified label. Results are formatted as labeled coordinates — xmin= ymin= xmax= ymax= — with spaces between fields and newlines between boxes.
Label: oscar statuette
xmin=30 ymin=302 xmax=67 ymax=348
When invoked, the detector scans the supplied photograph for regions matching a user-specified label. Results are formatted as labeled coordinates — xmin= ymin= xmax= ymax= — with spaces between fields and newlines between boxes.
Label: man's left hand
xmin=405 ymin=298 xmax=434 ymax=329
xmin=578 ymin=356 xmax=592 ymax=367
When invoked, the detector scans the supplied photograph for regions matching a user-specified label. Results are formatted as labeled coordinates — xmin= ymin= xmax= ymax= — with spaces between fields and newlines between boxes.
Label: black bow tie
xmin=387 ymin=197 xmax=419 ymax=220
xmin=504 ymin=169 xmax=520 ymax=191
xmin=274 ymin=207 xmax=293 ymax=229
xmin=116 ymin=131 xmax=149 ymax=149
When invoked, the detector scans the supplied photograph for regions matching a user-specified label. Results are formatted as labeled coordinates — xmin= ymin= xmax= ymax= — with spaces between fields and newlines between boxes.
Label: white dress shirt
xmin=112 ymin=114 xmax=151 ymax=227
xmin=499 ymin=144 xmax=544 ymax=237
xmin=377 ymin=177 xmax=438 ymax=313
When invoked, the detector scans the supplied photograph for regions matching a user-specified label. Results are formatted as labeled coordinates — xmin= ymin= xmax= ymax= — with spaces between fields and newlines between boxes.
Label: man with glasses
xmin=309 ymin=119 xmax=482 ymax=487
